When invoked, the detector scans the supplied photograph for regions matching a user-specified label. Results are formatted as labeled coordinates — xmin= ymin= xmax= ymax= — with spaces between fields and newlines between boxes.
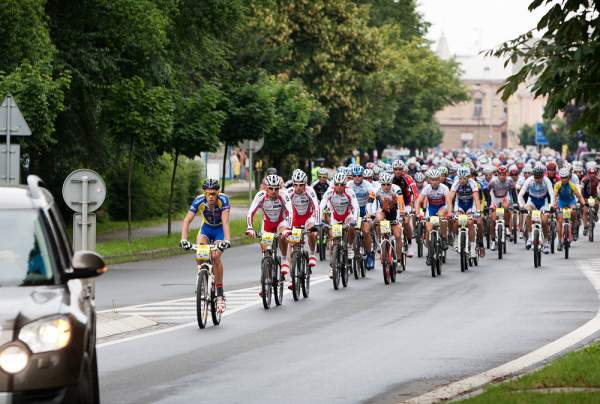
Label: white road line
xmin=403 ymin=258 xmax=600 ymax=404
xmin=97 ymin=276 xmax=330 ymax=348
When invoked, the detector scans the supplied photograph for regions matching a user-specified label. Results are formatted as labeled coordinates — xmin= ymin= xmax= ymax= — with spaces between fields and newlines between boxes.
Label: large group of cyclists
xmin=179 ymin=149 xmax=600 ymax=327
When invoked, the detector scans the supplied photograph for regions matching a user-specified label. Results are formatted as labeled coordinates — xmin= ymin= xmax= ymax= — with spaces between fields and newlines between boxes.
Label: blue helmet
xmin=352 ymin=165 xmax=364 ymax=177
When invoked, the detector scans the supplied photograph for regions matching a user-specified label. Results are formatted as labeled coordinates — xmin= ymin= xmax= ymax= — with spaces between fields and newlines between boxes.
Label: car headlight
xmin=0 ymin=344 xmax=29 ymax=374
xmin=19 ymin=316 xmax=71 ymax=353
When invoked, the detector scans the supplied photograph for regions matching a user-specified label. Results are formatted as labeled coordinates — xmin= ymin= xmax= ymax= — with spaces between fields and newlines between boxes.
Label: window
xmin=474 ymin=98 xmax=483 ymax=117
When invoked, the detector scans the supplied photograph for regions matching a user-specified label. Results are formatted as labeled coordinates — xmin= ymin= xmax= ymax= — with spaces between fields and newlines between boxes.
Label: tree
xmin=492 ymin=0 xmax=600 ymax=142
xmin=103 ymin=77 xmax=174 ymax=242
xmin=352 ymin=0 xmax=429 ymax=39
xmin=519 ymin=124 xmax=535 ymax=146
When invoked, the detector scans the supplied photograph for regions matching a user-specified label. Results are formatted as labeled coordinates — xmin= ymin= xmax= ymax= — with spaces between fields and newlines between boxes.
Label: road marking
xmin=97 ymin=275 xmax=331 ymax=348
xmin=403 ymin=258 xmax=600 ymax=404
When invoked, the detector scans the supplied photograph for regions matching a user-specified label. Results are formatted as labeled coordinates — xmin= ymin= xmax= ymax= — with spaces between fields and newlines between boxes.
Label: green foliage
xmin=492 ymin=0 xmax=600 ymax=143
xmin=352 ymin=0 xmax=429 ymax=39
xmin=519 ymin=124 xmax=535 ymax=146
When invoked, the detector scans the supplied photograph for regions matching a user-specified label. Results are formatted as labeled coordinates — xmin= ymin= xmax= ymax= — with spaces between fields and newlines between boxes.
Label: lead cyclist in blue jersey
xmin=180 ymin=178 xmax=231 ymax=313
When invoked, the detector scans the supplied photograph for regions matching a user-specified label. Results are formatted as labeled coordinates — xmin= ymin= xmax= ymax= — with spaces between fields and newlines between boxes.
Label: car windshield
xmin=0 ymin=210 xmax=55 ymax=287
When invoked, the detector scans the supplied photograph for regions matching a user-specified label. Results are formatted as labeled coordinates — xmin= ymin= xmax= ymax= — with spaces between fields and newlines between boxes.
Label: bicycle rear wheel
xmin=273 ymin=257 xmax=284 ymax=306
xmin=550 ymin=221 xmax=556 ymax=254
xmin=301 ymin=252 xmax=310 ymax=298
xmin=291 ymin=252 xmax=302 ymax=301
xmin=341 ymin=248 xmax=349 ymax=288
xmin=430 ymin=236 xmax=437 ymax=278
xmin=318 ymin=226 xmax=326 ymax=261
xmin=196 ymin=269 xmax=209 ymax=329
xmin=381 ymin=240 xmax=391 ymax=285
xmin=260 ymin=257 xmax=272 ymax=309
xmin=332 ymin=244 xmax=341 ymax=290
xmin=210 ymin=283 xmax=221 ymax=326
xmin=497 ymin=226 xmax=503 ymax=260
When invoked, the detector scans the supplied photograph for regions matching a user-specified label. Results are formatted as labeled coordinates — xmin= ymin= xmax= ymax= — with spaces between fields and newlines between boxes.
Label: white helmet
xmin=317 ymin=167 xmax=329 ymax=177
xmin=457 ymin=166 xmax=470 ymax=178
xmin=292 ymin=169 xmax=308 ymax=184
xmin=426 ymin=168 xmax=440 ymax=179
xmin=414 ymin=172 xmax=425 ymax=182
xmin=265 ymin=174 xmax=280 ymax=188
xmin=379 ymin=172 xmax=393 ymax=184
xmin=392 ymin=159 xmax=405 ymax=170
xmin=559 ymin=168 xmax=570 ymax=178
xmin=363 ymin=168 xmax=374 ymax=178
xmin=333 ymin=172 xmax=347 ymax=185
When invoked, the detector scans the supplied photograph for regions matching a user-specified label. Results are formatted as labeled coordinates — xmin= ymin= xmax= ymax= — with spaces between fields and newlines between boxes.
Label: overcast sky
xmin=417 ymin=0 xmax=550 ymax=55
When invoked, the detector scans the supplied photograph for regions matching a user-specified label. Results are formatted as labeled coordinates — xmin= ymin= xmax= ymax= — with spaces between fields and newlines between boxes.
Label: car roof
xmin=0 ymin=184 xmax=54 ymax=210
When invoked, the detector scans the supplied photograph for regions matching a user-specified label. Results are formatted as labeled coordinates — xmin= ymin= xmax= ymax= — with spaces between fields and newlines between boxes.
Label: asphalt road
xmin=96 ymin=236 xmax=600 ymax=403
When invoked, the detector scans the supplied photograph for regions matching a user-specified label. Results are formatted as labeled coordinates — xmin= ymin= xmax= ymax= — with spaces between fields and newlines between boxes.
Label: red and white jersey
xmin=247 ymin=190 xmax=292 ymax=229
xmin=319 ymin=186 xmax=359 ymax=222
xmin=286 ymin=185 xmax=320 ymax=224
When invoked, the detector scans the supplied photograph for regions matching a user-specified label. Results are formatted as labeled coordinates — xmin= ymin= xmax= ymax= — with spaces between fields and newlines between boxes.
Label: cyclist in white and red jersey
xmin=287 ymin=169 xmax=321 ymax=268
xmin=246 ymin=174 xmax=293 ymax=274
xmin=392 ymin=159 xmax=418 ymax=257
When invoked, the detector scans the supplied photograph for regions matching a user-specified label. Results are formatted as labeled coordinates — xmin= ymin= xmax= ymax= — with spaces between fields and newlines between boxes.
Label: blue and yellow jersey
xmin=189 ymin=193 xmax=230 ymax=226
xmin=553 ymin=181 xmax=578 ymax=203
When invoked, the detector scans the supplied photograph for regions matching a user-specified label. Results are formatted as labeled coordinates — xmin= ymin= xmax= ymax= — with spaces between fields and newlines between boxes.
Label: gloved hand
xmin=180 ymin=239 xmax=192 ymax=250
xmin=218 ymin=240 xmax=231 ymax=251
xmin=245 ymin=228 xmax=256 ymax=238
xmin=473 ymin=211 xmax=481 ymax=219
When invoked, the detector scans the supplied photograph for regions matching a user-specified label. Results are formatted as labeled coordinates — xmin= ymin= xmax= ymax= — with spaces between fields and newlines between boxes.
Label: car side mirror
xmin=65 ymin=251 xmax=108 ymax=280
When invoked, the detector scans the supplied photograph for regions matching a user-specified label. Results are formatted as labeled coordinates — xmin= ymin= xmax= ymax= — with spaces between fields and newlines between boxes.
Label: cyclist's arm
xmin=222 ymin=209 xmax=231 ymax=241
xmin=518 ymin=180 xmax=529 ymax=207
xmin=547 ymin=178 xmax=556 ymax=207
xmin=247 ymin=191 xmax=264 ymax=229
xmin=281 ymin=191 xmax=293 ymax=228
xmin=348 ymin=189 xmax=360 ymax=219
xmin=573 ymin=183 xmax=586 ymax=206
xmin=181 ymin=211 xmax=196 ymax=241
xmin=447 ymin=190 xmax=456 ymax=212
xmin=473 ymin=190 xmax=481 ymax=212
xmin=308 ymin=186 xmax=320 ymax=224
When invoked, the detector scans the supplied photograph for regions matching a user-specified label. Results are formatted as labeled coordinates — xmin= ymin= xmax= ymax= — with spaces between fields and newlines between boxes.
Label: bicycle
xmin=288 ymin=226 xmax=312 ymax=301
xmin=326 ymin=223 xmax=351 ymax=290
xmin=257 ymin=232 xmax=284 ymax=309
xmin=352 ymin=217 xmax=367 ymax=279
xmin=456 ymin=214 xmax=478 ymax=271
xmin=531 ymin=210 xmax=543 ymax=268
xmin=573 ymin=203 xmax=582 ymax=241
xmin=379 ymin=219 xmax=398 ymax=285
xmin=192 ymin=244 xmax=222 ymax=329
xmin=548 ymin=210 xmax=557 ymax=254
xmin=427 ymin=216 xmax=443 ymax=278
xmin=495 ymin=207 xmax=507 ymax=260
xmin=560 ymin=208 xmax=573 ymax=259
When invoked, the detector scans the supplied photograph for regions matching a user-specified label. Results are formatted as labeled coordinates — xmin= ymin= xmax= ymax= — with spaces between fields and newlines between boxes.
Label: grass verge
xmin=97 ymin=217 xmax=258 ymax=265
xmin=460 ymin=341 xmax=600 ymax=403
xmin=96 ymin=211 xmax=188 ymax=235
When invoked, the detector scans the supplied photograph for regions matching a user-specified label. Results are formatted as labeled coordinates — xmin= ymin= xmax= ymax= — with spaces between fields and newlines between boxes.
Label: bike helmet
xmin=202 ymin=178 xmax=220 ymax=190
xmin=532 ymin=166 xmax=544 ymax=178
xmin=343 ymin=167 xmax=353 ymax=176
xmin=420 ymin=164 xmax=429 ymax=172
xmin=292 ymin=169 xmax=308 ymax=184
xmin=366 ymin=162 xmax=375 ymax=169
xmin=509 ymin=165 xmax=519 ymax=175
xmin=522 ymin=164 xmax=533 ymax=174
xmin=438 ymin=166 xmax=449 ymax=176
xmin=414 ymin=172 xmax=425 ymax=182
xmin=457 ymin=166 xmax=470 ymax=178
xmin=265 ymin=174 xmax=281 ymax=188
xmin=266 ymin=167 xmax=278 ymax=176
xmin=588 ymin=166 xmax=598 ymax=175
xmin=372 ymin=166 xmax=381 ymax=175
xmin=482 ymin=165 xmax=494 ymax=175
xmin=333 ymin=172 xmax=347 ymax=185
xmin=379 ymin=172 xmax=393 ymax=184
xmin=426 ymin=169 xmax=440 ymax=179
xmin=497 ymin=166 xmax=508 ymax=174
xmin=385 ymin=164 xmax=393 ymax=173
xmin=317 ymin=167 xmax=329 ymax=177
xmin=352 ymin=165 xmax=364 ymax=177
xmin=559 ymin=168 xmax=570 ymax=178
xmin=392 ymin=159 xmax=405 ymax=170
xmin=363 ymin=168 xmax=374 ymax=178
xmin=546 ymin=161 xmax=557 ymax=171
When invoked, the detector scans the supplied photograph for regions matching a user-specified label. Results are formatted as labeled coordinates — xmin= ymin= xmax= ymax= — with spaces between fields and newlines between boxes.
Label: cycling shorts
xmin=455 ymin=202 xmax=474 ymax=214
xmin=200 ymin=224 xmax=224 ymax=243
xmin=527 ymin=196 xmax=547 ymax=211
xmin=557 ymin=198 xmax=577 ymax=210
xmin=262 ymin=219 xmax=288 ymax=234
xmin=331 ymin=213 xmax=355 ymax=226
xmin=427 ymin=205 xmax=446 ymax=217
xmin=359 ymin=206 xmax=367 ymax=218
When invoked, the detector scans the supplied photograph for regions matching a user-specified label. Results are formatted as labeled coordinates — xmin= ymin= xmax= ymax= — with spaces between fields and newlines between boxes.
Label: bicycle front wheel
xmin=302 ymin=253 xmax=310 ymax=298
xmin=261 ymin=257 xmax=273 ymax=309
xmin=381 ymin=240 xmax=391 ymax=285
xmin=291 ymin=252 xmax=302 ymax=301
xmin=332 ymin=244 xmax=341 ymax=290
xmin=210 ymin=284 xmax=221 ymax=326
xmin=196 ymin=269 xmax=209 ymax=329
xmin=273 ymin=257 xmax=284 ymax=306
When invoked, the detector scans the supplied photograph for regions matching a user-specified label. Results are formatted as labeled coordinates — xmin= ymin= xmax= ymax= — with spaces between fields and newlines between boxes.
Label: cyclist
xmin=392 ymin=160 xmax=417 ymax=257
xmin=582 ymin=166 xmax=600 ymax=236
xmin=518 ymin=166 xmax=555 ymax=253
xmin=260 ymin=167 xmax=285 ymax=191
xmin=448 ymin=166 xmax=482 ymax=259
xmin=488 ymin=166 xmax=518 ymax=250
xmin=546 ymin=161 xmax=559 ymax=186
xmin=246 ymin=174 xmax=294 ymax=275
xmin=180 ymin=179 xmax=231 ymax=314
xmin=554 ymin=168 xmax=586 ymax=249
xmin=311 ymin=167 xmax=332 ymax=202
xmin=415 ymin=169 xmax=451 ymax=265
xmin=287 ymin=169 xmax=321 ymax=271
xmin=372 ymin=172 xmax=405 ymax=267
xmin=320 ymin=172 xmax=359 ymax=277
xmin=414 ymin=172 xmax=426 ymax=196
xmin=347 ymin=165 xmax=377 ymax=269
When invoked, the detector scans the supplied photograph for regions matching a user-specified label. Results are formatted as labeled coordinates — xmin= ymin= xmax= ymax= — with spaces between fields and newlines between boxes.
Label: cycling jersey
xmin=420 ymin=183 xmax=449 ymax=216
xmin=581 ymin=176 xmax=600 ymax=198
xmin=189 ymin=194 xmax=230 ymax=226
xmin=247 ymin=190 xmax=293 ymax=232
xmin=286 ymin=185 xmax=320 ymax=227
xmin=311 ymin=179 xmax=332 ymax=201
xmin=372 ymin=186 xmax=403 ymax=221
xmin=554 ymin=181 xmax=578 ymax=209
xmin=393 ymin=173 xmax=418 ymax=207
xmin=451 ymin=179 xmax=479 ymax=212
xmin=518 ymin=176 xmax=555 ymax=210
xmin=320 ymin=187 xmax=359 ymax=224
xmin=488 ymin=177 xmax=515 ymax=206
xmin=347 ymin=179 xmax=375 ymax=217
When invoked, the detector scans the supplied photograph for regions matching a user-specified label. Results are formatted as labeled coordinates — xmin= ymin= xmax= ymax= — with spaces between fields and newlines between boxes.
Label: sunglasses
xmin=293 ymin=183 xmax=306 ymax=187
xmin=205 ymin=192 xmax=218 ymax=197
xmin=267 ymin=187 xmax=280 ymax=191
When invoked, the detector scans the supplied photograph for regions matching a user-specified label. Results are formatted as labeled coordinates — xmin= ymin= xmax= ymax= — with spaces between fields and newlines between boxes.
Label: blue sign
xmin=535 ymin=122 xmax=549 ymax=145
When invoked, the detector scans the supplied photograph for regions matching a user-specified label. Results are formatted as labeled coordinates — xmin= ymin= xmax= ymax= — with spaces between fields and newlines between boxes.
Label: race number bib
xmin=332 ymin=224 xmax=343 ymax=238
xmin=496 ymin=208 xmax=505 ymax=218
xmin=429 ymin=216 xmax=439 ymax=226
xmin=458 ymin=214 xmax=469 ymax=227
xmin=261 ymin=232 xmax=275 ymax=248
xmin=532 ymin=210 xmax=541 ymax=223
xmin=380 ymin=220 xmax=391 ymax=234
xmin=289 ymin=228 xmax=303 ymax=243
xmin=195 ymin=245 xmax=211 ymax=262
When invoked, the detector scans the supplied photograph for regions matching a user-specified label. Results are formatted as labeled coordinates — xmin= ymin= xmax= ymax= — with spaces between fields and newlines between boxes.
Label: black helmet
xmin=202 ymin=178 xmax=220 ymax=190
xmin=532 ymin=166 xmax=544 ymax=178
xmin=266 ymin=167 xmax=278 ymax=175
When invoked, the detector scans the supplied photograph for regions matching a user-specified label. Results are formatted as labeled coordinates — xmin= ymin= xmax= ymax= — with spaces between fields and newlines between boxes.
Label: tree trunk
xmin=127 ymin=137 xmax=134 ymax=244
xmin=167 ymin=150 xmax=179 ymax=236
xmin=221 ymin=143 xmax=228 ymax=193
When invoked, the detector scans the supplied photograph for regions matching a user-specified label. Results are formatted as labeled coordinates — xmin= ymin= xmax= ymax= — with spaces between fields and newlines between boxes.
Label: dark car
xmin=0 ymin=176 xmax=106 ymax=404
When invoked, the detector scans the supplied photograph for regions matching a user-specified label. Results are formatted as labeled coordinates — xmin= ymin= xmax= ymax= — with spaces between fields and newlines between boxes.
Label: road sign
xmin=63 ymin=169 xmax=106 ymax=251
xmin=239 ymin=138 xmax=264 ymax=153
xmin=1 ymin=95 xmax=31 ymax=184
xmin=535 ymin=122 xmax=549 ymax=146
xmin=62 ymin=169 xmax=106 ymax=213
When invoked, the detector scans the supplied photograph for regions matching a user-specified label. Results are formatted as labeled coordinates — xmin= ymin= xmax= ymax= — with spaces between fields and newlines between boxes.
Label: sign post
xmin=0 ymin=95 xmax=32 ymax=184
xmin=62 ymin=169 xmax=106 ymax=252
xmin=240 ymin=139 xmax=263 ymax=203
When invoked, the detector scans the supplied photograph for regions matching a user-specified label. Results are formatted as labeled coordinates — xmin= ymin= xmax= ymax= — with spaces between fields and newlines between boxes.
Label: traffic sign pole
xmin=1 ymin=94 xmax=32 ymax=184
xmin=6 ymin=95 xmax=11 ymax=183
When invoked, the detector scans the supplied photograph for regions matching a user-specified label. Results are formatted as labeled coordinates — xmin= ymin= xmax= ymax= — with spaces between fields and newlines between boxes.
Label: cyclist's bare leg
xmin=490 ymin=209 xmax=497 ymax=241
xmin=306 ymin=218 xmax=317 ymax=254
xmin=541 ymin=213 xmax=550 ymax=239
xmin=362 ymin=220 xmax=372 ymax=253
xmin=393 ymin=223 xmax=403 ymax=259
